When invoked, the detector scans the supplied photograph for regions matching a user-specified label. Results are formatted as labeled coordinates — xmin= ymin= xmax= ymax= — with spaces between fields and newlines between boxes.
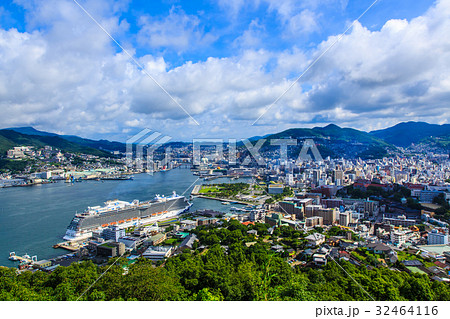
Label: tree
xmin=195 ymin=288 xmax=224 ymax=301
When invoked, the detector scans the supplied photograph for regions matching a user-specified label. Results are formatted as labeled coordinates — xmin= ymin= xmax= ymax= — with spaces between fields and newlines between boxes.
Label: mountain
xmin=61 ymin=135 xmax=125 ymax=153
xmin=247 ymin=134 xmax=272 ymax=142
xmin=370 ymin=121 xmax=450 ymax=148
xmin=5 ymin=127 xmax=126 ymax=153
xmin=0 ymin=129 xmax=113 ymax=157
xmin=255 ymin=124 xmax=393 ymax=159
xmin=5 ymin=126 xmax=58 ymax=137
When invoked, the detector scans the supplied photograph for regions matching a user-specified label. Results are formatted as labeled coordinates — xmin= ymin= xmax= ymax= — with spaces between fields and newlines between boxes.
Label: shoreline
xmin=194 ymin=195 xmax=254 ymax=206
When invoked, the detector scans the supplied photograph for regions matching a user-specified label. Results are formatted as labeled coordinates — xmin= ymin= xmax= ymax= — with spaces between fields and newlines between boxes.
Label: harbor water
xmin=0 ymin=167 xmax=250 ymax=266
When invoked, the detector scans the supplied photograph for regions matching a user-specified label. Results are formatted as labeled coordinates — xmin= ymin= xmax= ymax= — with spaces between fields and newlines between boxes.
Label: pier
xmin=8 ymin=252 xmax=37 ymax=263
xmin=53 ymin=242 xmax=82 ymax=252
xmin=194 ymin=195 xmax=252 ymax=206
xmin=191 ymin=185 xmax=202 ymax=195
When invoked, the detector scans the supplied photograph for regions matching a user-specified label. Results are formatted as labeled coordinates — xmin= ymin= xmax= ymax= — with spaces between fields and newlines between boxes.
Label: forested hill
xmin=0 ymin=245 xmax=447 ymax=301
xmin=0 ymin=129 xmax=112 ymax=157
xmin=4 ymin=127 xmax=126 ymax=153
xmin=251 ymin=124 xmax=394 ymax=159
xmin=370 ymin=122 xmax=450 ymax=148
xmin=1 ymin=220 xmax=449 ymax=301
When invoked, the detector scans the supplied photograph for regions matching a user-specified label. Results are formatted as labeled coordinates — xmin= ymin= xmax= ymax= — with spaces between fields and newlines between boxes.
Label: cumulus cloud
xmin=297 ymin=0 xmax=450 ymax=129
xmin=137 ymin=7 xmax=217 ymax=53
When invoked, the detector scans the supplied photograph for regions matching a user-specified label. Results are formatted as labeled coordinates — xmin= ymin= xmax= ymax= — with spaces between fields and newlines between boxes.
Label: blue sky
xmin=0 ymin=0 xmax=448 ymax=141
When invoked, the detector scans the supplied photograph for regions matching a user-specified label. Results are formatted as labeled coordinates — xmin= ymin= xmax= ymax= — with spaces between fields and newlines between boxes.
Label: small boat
xmin=222 ymin=202 xmax=230 ymax=205
xmin=9 ymin=252 xmax=18 ymax=261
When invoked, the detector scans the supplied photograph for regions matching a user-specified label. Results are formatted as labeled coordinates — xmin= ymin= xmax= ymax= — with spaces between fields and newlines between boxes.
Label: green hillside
xmin=0 ymin=130 xmax=112 ymax=157
xmin=370 ymin=122 xmax=450 ymax=147
xmin=6 ymin=127 xmax=126 ymax=152
xmin=257 ymin=124 xmax=393 ymax=159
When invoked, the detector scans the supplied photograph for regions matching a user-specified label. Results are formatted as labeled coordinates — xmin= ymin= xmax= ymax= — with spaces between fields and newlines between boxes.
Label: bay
xmin=0 ymin=167 xmax=249 ymax=266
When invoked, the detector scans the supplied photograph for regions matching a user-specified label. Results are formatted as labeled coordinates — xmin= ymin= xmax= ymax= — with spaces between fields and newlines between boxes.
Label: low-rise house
xmin=388 ymin=250 xmax=398 ymax=263
xmin=142 ymin=246 xmax=173 ymax=260
xmin=434 ymin=260 xmax=450 ymax=270
xmin=313 ymin=253 xmax=327 ymax=266
xmin=180 ymin=219 xmax=197 ymax=230
xmin=402 ymin=259 xmax=423 ymax=267
xmin=427 ymin=266 xmax=448 ymax=278
xmin=118 ymin=236 xmax=143 ymax=248
xmin=247 ymin=229 xmax=258 ymax=235
xmin=33 ymin=259 xmax=52 ymax=269
xmin=330 ymin=247 xmax=340 ymax=259
xmin=339 ymin=251 xmax=351 ymax=260
xmin=302 ymin=248 xmax=315 ymax=258
xmin=339 ymin=239 xmax=355 ymax=249
xmin=145 ymin=233 xmax=166 ymax=246
xmin=271 ymin=244 xmax=284 ymax=252
xmin=179 ymin=233 xmax=197 ymax=251
xmin=305 ymin=233 xmax=326 ymax=246
xmin=367 ymin=242 xmax=393 ymax=255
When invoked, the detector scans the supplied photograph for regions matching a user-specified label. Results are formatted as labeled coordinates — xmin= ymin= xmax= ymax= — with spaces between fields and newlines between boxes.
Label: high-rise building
xmin=334 ymin=169 xmax=344 ymax=185
xmin=312 ymin=170 xmax=321 ymax=184
xmin=306 ymin=216 xmax=323 ymax=227
xmin=316 ymin=208 xmax=338 ymax=225
xmin=304 ymin=205 xmax=322 ymax=218
xmin=322 ymin=198 xmax=343 ymax=209
xmin=428 ymin=229 xmax=449 ymax=245
xmin=391 ymin=230 xmax=406 ymax=245
xmin=286 ymin=173 xmax=295 ymax=186
xmin=339 ymin=211 xmax=352 ymax=227
xmin=279 ymin=201 xmax=304 ymax=219
xmin=102 ymin=225 xmax=125 ymax=242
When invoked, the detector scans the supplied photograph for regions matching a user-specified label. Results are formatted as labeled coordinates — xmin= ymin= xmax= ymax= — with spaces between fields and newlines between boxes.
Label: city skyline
xmin=1 ymin=0 xmax=449 ymax=141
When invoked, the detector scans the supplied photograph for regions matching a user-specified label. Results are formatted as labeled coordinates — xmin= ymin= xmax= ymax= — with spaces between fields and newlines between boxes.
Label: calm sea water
xmin=0 ymin=167 xmax=248 ymax=266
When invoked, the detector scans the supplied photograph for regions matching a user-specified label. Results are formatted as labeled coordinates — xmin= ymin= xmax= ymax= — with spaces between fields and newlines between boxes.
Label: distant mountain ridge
xmin=4 ymin=127 xmax=126 ymax=153
xmin=0 ymin=129 xmax=114 ymax=157
xmin=2 ymin=121 xmax=448 ymax=158
xmin=370 ymin=121 xmax=450 ymax=147
xmin=255 ymin=124 xmax=393 ymax=159
xmin=6 ymin=127 xmax=58 ymax=137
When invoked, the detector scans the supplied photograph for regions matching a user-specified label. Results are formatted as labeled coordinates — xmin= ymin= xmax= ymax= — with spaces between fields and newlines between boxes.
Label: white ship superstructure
xmin=63 ymin=192 xmax=191 ymax=241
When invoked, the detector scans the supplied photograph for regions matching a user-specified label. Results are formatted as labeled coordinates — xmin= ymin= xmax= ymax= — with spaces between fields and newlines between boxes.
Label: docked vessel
xmin=63 ymin=191 xmax=191 ymax=241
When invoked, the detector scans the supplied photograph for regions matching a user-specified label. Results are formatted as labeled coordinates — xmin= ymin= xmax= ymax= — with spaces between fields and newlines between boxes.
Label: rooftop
xmin=417 ymin=244 xmax=450 ymax=255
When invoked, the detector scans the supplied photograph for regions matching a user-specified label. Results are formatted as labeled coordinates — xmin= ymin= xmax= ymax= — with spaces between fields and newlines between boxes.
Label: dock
xmin=191 ymin=185 xmax=202 ymax=195
xmin=53 ymin=242 xmax=81 ymax=252
xmin=8 ymin=252 xmax=37 ymax=263
xmin=194 ymin=195 xmax=252 ymax=206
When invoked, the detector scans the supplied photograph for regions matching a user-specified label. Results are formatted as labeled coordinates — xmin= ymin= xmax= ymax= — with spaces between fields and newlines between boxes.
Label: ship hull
xmin=63 ymin=196 xmax=191 ymax=241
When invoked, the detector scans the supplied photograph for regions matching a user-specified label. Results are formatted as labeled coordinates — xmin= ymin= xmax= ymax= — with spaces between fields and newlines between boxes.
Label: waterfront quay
xmin=0 ymin=168 xmax=245 ymax=267
xmin=193 ymin=195 xmax=252 ymax=205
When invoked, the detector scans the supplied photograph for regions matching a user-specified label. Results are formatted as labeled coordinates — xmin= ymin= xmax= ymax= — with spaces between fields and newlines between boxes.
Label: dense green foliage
xmin=0 ymin=159 xmax=31 ymax=173
xmin=2 ymin=245 xmax=449 ymax=301
xmin=432 ymin=193 xmax=450 ymax=222
xmin=2 ymin=221 xmax=449 ymax=301
xmin=338 ymin=183 xmax=414 ymax=202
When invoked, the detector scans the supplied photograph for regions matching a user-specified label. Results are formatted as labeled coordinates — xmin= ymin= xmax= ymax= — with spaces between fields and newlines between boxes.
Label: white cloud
xmin=296 ymin=0 xmax=450 ymax=129
xmin=0 ymin=0 xmax=449 ymax=142
xmin=137 ymin=7 xmax=217 ymax=53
